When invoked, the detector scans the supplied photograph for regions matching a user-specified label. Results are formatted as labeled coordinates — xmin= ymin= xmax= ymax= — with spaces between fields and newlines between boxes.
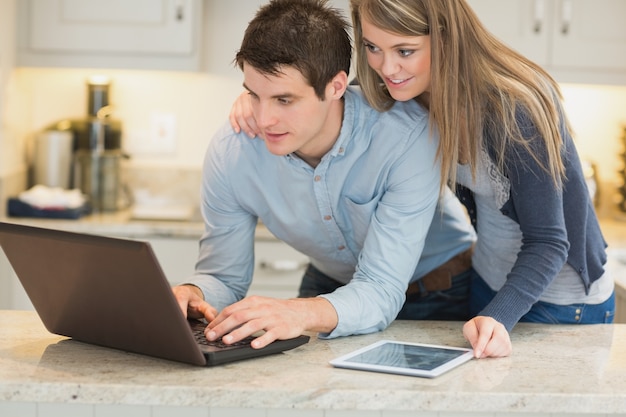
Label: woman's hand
xmin=229 ymin=91 xmax=259 ymax=138
xmin=463 ymin=316 xmax=512 ymax=358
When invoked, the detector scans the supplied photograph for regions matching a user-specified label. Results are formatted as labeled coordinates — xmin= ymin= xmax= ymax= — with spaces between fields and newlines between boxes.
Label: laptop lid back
xmin=0 ymin=222 xmax=206 ymax=366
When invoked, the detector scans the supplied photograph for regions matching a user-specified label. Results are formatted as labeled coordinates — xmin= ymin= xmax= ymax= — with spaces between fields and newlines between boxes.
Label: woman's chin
xmin=388 ymin=91 xmax=416 ymax=102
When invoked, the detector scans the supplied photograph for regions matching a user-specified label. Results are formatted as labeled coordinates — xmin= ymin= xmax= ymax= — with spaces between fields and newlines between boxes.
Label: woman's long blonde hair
xmin=350 ymin=0 xmax=569 ymax=191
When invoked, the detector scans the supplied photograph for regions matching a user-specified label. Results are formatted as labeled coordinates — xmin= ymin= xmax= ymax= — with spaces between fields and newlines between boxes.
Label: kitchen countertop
xmin=3 ymin=210 xmax=626 ymax=289
xmin=0 ymin=208 xmax=275 ymax=240
xmin=3 ymin=208 xmax=626 ymax=244
xmin=2 ymin=209 xmax=203 ymax=238
xmin=1 ymin=310 xmax=625 ymax=415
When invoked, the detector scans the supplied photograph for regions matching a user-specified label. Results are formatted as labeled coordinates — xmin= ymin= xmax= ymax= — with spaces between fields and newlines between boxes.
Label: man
xmin=173 ymin=0 xmax=475 ymax=349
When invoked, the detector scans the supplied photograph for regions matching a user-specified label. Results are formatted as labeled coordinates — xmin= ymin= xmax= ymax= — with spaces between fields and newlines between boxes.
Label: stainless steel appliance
xmin=32 ymin=130 xmax=73 ymax=189
xmin=48 ymin=76 xmax=125 ymax=212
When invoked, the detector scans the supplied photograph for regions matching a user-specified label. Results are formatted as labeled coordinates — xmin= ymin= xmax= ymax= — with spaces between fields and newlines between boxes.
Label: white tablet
xmin=329 ymin=340 xmax=474 ymax=378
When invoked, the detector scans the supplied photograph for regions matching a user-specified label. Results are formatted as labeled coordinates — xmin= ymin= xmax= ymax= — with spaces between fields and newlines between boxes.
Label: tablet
xmin=329 ymin=340 xmax=474 ymax=378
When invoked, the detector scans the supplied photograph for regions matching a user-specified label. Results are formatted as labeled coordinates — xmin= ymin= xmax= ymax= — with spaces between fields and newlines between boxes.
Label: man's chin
xmin=264 ymin=143 xmax=293 ymax=157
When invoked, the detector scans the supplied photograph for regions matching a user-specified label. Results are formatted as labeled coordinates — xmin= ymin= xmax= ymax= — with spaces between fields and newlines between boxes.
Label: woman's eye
xmin=364 ymin=42 xmax=379 ymax=53
xmin=398 ymin=49 xmax=414 ymax=57
xmin=278 ymin=98 xmax=291 ymax=105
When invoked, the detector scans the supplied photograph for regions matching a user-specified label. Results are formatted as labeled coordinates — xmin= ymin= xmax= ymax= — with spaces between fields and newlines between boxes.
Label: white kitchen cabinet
xmin=0 ymin=230 xmax=307 ymax=310
xmin=134 ymin=236 xmax=306 ymax=299
xmin=250 ymin=239 xmax=308 ymax=299
xmin=137 ymin=234 xmax=309 ymax=298
xmin=142 ymin=236 xmax=200 ymax=285
xmin=466 ymin=0 xmax=626 ymax=84
xmin=17 ymin=0 xmax=203 ymax=71
xmin=0 ymin=249 xmax=33 ymax=310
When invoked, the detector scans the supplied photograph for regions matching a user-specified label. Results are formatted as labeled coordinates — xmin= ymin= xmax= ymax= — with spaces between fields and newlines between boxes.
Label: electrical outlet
xmin=149 ymin=112 xmax=177 ymax=154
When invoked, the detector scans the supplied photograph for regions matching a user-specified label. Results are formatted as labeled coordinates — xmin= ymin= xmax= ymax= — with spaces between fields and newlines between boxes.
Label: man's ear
xmin=327 ymin=71 xmax=349 ymax=100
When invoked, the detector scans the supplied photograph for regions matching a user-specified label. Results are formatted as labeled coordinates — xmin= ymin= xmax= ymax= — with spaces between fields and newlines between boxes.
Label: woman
xmin=230 ymin=0 xmax=615 ymax=359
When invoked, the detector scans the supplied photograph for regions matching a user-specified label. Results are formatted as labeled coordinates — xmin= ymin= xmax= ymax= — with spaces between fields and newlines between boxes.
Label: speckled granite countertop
xmin=3 ymin=210 xmax=626 ymax=240
xmin=0 ymin=209 xmax=276 ymax=240
xmin=0 ymin=310 xmax=625 ymax=413
xmin=2 ymin=209 xmax=204 ymax=238
xmin=3 ymin=212 xmax=626 ymax=288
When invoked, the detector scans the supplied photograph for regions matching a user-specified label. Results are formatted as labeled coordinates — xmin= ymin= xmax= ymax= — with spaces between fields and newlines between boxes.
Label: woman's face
xmin=361 ymin=16 xmax=431 ymax=102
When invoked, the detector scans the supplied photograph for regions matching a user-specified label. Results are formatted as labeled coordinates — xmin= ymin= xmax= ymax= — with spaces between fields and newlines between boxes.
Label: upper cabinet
xmin=17 ymin=0 xmax=203 ymax=71
xmin=466 ymin=0 xmax=626 ymax=85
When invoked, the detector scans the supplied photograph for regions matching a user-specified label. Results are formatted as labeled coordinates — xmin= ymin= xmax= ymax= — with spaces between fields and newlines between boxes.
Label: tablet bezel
xmin=329 ymin=340 xmax=474 ymax=378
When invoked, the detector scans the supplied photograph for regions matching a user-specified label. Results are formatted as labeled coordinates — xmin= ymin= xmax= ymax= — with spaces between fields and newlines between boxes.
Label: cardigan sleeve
xmin=477 ymin=109 xmax=570 ymax=331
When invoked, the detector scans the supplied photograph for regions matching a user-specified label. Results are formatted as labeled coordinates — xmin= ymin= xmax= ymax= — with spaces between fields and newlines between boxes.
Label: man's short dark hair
xmin=235 ymin=0 xmax=352 ymax=100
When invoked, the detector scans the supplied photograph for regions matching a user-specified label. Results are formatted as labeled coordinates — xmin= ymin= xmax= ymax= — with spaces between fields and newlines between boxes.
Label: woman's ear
xmin=328 ymin=71 xmax=349 ymax=100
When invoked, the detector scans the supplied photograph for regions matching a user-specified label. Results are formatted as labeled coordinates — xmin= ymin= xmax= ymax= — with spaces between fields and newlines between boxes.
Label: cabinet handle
xmin=175 ymin=0 xmax=185 ymax=21
xmin=533 ymin=0 xmax=545 ymax=34
xmin=259 ymin=260 xmax=308 ymax=272
xmin=560 ymin=0 xmax=573 ymax=35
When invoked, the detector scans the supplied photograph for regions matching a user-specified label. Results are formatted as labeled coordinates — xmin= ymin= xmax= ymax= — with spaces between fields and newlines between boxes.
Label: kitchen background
xmin=1 ymin=0 xmax=626 ymax=216
xmin=0 ymin=0 xmax=626 ymax=313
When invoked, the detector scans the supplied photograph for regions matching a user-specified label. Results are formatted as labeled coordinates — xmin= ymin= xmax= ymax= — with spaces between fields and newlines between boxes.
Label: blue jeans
xmin=298 ymin=264 xmax=471 ymax=321
xmin=469 ymin=268 xmax=615 ymax=324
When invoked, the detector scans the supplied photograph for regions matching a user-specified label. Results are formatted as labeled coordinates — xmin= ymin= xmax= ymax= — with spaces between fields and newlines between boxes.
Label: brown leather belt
xmin=406 ymin=247 xmax=473 ymax=297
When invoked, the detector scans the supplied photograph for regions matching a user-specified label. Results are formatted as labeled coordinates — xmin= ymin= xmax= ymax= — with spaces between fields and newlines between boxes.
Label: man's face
xmin=242 ymin=64 xmax=338 ymax=163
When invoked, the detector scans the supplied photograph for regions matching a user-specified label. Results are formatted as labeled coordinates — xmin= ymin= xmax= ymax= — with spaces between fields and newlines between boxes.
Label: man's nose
xmin=256 ymin=103 xmax=277 ymax=128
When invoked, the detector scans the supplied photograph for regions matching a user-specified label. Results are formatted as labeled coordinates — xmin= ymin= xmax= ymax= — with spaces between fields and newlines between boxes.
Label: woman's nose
xmin=381 ymin=54 xmax=400 ymax=77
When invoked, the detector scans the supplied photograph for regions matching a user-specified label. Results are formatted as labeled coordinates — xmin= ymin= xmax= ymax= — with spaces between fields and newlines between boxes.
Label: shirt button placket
xmin=313 ymin=170 xmax=349 ymax=256
xmin=316 ymin=175 xmax=332 ymax=221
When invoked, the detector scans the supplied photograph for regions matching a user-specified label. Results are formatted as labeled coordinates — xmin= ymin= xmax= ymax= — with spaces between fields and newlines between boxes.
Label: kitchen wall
xmin=12 ymin=71 xmax=626 ymax=213
xmin=0 ymin=0 xmax=30 ymax=217
xmin=13 ymin=67 xmax=243 ymax=170
xmin=2 ymin=0 xmax=626 ymax=217
xmin=0 ymin=0 xmax=16 ymax=176
xmin=560 ymin=83 xmax=626 ymax=215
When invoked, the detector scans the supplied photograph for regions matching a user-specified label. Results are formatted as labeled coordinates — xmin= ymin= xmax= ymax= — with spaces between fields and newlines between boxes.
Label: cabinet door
xmin=19 ymin=0 xmax=202 ymax=70
xmin=250 ymin=240 xmax=308 ymax=299
xmin=550 ymin=0 xmax=626 ymax=71
xmin=28 ymin=0 xmax=195 ymax=54
xmin=145 ymin=237 xmax=199 ymax=285
xmin=147 ymin=236 xmax=307 ymax=299
xmin=466 ymin=0 xmax=551 ymax=66
xmin=0 ymin=250 xmax=34 ymax=310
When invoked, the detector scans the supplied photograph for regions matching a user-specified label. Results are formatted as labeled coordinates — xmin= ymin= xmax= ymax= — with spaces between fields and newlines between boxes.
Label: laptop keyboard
xmin=191 ymin=322 xmax=254 ymax=349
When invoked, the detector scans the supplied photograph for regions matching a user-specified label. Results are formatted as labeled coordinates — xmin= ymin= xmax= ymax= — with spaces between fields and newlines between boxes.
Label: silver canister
xmin=33 ymin=130 xmax=74 ymax=189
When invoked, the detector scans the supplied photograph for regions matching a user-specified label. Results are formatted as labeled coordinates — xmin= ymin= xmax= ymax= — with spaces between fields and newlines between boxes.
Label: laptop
xmin=0 ymin=221 xmax=309 ymax=366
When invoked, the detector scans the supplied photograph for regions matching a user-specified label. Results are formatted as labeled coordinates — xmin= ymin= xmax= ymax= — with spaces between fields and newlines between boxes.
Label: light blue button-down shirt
xmin=185 ymin=87 xmax=475 ymax=338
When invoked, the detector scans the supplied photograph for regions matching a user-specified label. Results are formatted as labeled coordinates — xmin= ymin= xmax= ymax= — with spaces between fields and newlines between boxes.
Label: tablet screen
xmin=330 ymin=340 xmax=473 ymax=378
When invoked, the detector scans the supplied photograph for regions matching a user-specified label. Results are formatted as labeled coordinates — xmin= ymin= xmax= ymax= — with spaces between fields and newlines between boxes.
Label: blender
xmin=72 ymin=76 xmax=125 ymax=212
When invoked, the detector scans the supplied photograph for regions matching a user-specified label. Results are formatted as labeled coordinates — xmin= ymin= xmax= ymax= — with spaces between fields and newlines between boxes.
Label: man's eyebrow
xmin=242 ymin=83 xmax=297 ymax=100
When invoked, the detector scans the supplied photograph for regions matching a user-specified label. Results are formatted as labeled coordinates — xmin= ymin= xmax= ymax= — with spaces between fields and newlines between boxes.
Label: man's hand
xmin=462 ymin=316 xmax=512 ymax=358
xmin=172 ymin=284 xmax=218 ymax=322
xmin=228 ymin=91 xmax=259 ymax=138
xmin=206 ymin=296 xmax=337 ymax=349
